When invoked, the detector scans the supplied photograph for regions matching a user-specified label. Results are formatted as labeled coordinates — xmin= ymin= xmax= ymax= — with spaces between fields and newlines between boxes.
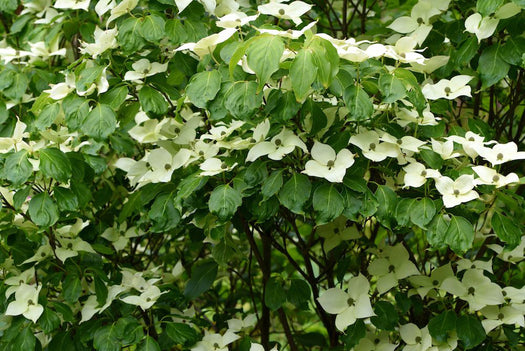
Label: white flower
xmin=142 ymin=148 xmax=192 ymax=183
xmin=441 ymin=269 xmax=504 ymax=310
xmin=487 ymin=236 xmax=525 ymax=263
xmin=200 ymin=158 xmax=237 ymax=176
xmin=5 ymin=267 xmax=35 ymax=298
xmin=408 ymin=263 xmax=454 ymax=298
xmin=477 ymin=142 xmax=525 ymax=165
xmin=435 ymin=174 xmax=479 ymax=208
xmin=318 ymin=274 xmax=375 ymax=331
xmin=403 ymin=162 xmax=441 ymax=188
xmin=354 ymin=331 xmax=398 ymax=351
xmin=80 ymin=26 xmax=118 ymax=58
xmin=54 ymin=0 xmax=90 ymax=11
xmin=44 ymin=71 xmax=76 ymax=100
xmin=191 ymin=330 xmax=240 ymax=351
xmin=175 ymin=28 xmax=237 ymax=58
xmin=5 ymin=284 xmax=44 ymax=323
xmin=28 ymin=40 xmax=66 ymax=60
xmin=384 ymin=37 xmax=426 ymax=64
xmin=257 ymin=21 xmax=316 ymax=39
xmin=0 ymin=47 xmax=35 ymax=63
xmin=101 ymin=222 xmax=144 ymax=251
xmin=258 ymin=0 xmax=312 ymax=25
xmin=395 ymin=105 xmax=440 ymax=126
xmin=368 ymin=244 xmax=419 ymax=294
xmin=480 ymin=305 xmax=525 ymax=333
xmin=447 ymin=131 xmax=494 ymax=160
xmin=246 ymin=128 xmax=307 ymax=161
xmin=349 ymin=130 xmax=399 ymax=162
xmin=400 ymin=324 xmax=433 ymax=351
xmin=472 ymin=166 xmax=519 ymax=188
xmin=216 ymin=12 xmax=259 ymax=28
xmin=107 ymin=0 xmax=138 ymax=24
xmin=464 ymin=13 xmax=499 ymax=42
xmin=95 ymin=0 xmax=116 ymax=16
xmin=81 ymin=285 xmax=127 ymax=323
xmin=379 ymin=133 xmax=426 ymax=164
xmin=121 ymin=285 xmax=164 ymax=310
xmin=302 ymin=142 xmax=354 ymax=183
xmin=430 ymin=139 xmax=461 ymax=159
xmin=456 ymin=258 xmax=493 ymax=273
xmin=55 ymin=236 xmax=97 ymax=262
xmin=124 ymin=59 xmax=168 ymax=81
xmin=422 ymin=75 xmax=473 ymax=100
xmin=0 ymin=119 xmax=29 ymax=152
xmin=227 ymin=314 xmax=257 ymax=332
xmin=388 ymin=0 xmax=444 ymax=45
xmin=410 ymin=55 xmax=450 ymax=74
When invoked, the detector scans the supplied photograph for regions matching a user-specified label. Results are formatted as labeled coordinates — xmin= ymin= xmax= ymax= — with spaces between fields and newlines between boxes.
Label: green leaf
xmin=444 ymin=216 xmax=474 ymax=253
xmin=13 ymin=186 xmax=30 ymax=210
xmin=13 ymin=326 xmax=36 ymax=351
xmin=54 ymin=187 xmax=79 ymax=212
xmin=186 ymin=70 xmax=222 ymax=108
xmin=374 ymin=185 xmax=397 ymax=228
xmin=457 ymin=315 xmax=486 ymax=349
xmin=40 ymin=148 xmax=72 ymax=183
xmin=287 ymin=279 xmax=311 ymax=307
xmin=378 ymin=73 xmax=407 ymax=103
xmin=429 ymin=311 xmax=457 ymax=343
xmin=261 ymin=170 xmax=283 ymax=200
xmin=39 ymin=308 xmax=61 ymax=334
xmin=3 ymin=150 xmax=32 ymax=185
xmin=246 ymin=35 xmax=285 ymax=92
xmin=3 ymin=72 xmax=29 ymax=100
xmin=278 ymin=173 xmax=311 ymax=214
xmin=290 ymin=48 xmax=317 ymax=102
xmin=148 ymin=193 xmax=181 ymax=232
xmin=313 ymin=184 xmax=344 ymax=225
xmin=395 ymin=198 xmax=415 ymax=226
xmin=410 ymin=198 xmax=436 ymax=228
xmin=342 ymin=319 xmax=366 ymax=349
xmin=265 ymin=277 xmax=286 ymax=311
xmin=139 ymin=86 xmax=169 ymax=115
xmin=478 ymin=44 xmax=510 ymax=88
xmin=477 ymin=0 xmax=504 ymax=16
xmin=343 ymin=85 xmax=373 ymax=121
xmin=184 ymin=260 xmax=218 ymax=299
xmin=93 ymin=325 xmax=120 ymax=351
xmin=81 ymin=103 xmax=117 ymax=139
xmin=420 ymin=149 xmax=443 ymax=169
xmin=427 ymin=214 xmax=450 ymax=248
xmin=95 ymin=276 xmax=108 ymax=307
xmin=100 ymin=86 xmax=128 ymax=110
xmin=165 ymin=323 xmax=199 ymax=344
xmin=140 ymin=14 xmax=166 ymax=42
xmin=310 ymin=36 xmax=339 ymax=88
xmin=35 ymin=103 xmax=60 ymax=130
xmin=244 ymin=161 xmax=268 ymax=186
xmin=28 ymin=192 xmax=59 ymax=227
xmin=501 ymin=37 xmax=525 ymax=65
xmin=62 ymin=95 xmax=90 ymax=130
xmin=209 ymin=185 xmax=242 ymax=221
xmin=212 ymin=240 xmax=236 ymax=266
xmin=455 ymin=37 xmax=478 ymax=66
xmin=63 ymin=274 xmax=82 ymax=303
xmin=370 ymin=301 xmax=398 ymax=330
xmin=491 ymin=212 xmax=521 ymax=248
xmin=224 ymin=81 xmax=263 ymax=119
xmin=75 ymin=65 xmax=104 ymax=93
xmin=136 ymin=336 xmax=161 ymax=351
xmin=118 ymin=17 xmax=146 ymax=53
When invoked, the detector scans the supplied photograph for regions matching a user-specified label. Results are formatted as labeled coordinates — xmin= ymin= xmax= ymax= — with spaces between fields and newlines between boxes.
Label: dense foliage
xmin=0 ymin=0 xmax=525 ymax=350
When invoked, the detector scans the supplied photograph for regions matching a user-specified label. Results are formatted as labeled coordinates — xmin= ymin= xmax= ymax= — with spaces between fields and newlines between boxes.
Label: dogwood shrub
xmin=0 ymin=0 xmax=524 ymax=350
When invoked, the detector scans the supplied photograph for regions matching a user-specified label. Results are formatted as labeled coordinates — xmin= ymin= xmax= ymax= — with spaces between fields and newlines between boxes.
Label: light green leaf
xmin=40 ymin=148 xmax=72 ymax=183
xmin=184 ymin=260 xmax=218 ymax=299
xmin=81 ymin=103 xmax=117 ymax=139
xmin=62 ymin=95 xmax=90 ymax=130
xmin=13 ymin=326 xmax=36 ymax=351
xmin=136 ymin=336 xmax=161 ymax=351
xmin=343 ymin=85 xmax=373 ymax=121
xmin=410 ymin=197 xmax=436 ymax=228
xmin=148 ymin=193 xmax=181 ymax=232
xmin=93 ymin=325 xmax=120 ymax=351
xmin=209 ymin=184 xmax=242 ymax=221
xmin=100 ymin=86 xmax=128 ymax=110
xmin=3 ymin=72 xmax=29 ymax=100
xmin=374 ymin=185 xmax=397 ymax=228
xmin=223 ymin=81 xmax=263 ymax=119
xmin=35 ymin=103 xmax=60 ymax=130
xmin=186 ymin=70 xmax=222 ymax=108
xmin=278 ymin=173 xmax=311 ymax=214
xmin=310 ymin=36 xmax=340 ymax=88
xmin=261 ymin=170 xmax=283 ymax=200
xmin=444 ymin=216 xmax=474 ymax=253
xmin=477 ymin=0 xmax=504 ymax=16
xmin=3 ymin=150 xmax=32 ymax=186
xmin=246 ymin=35 xmax=285 ymax=92
xmin=75 ymin=65 xmax=104 ymax=93
xmin=313 ymin=184 xmax=344 ymax=225
xmin=378 ymin=73 xmax=407 ymax=103
xmin=140 ymin=14 xmax=166 ymax=42
xmin=28 ymin=192 xmax=59 ymax=227
xmin=139 ymin=86 xmax=169 ymax=115
xmin=290 ymin=48 xmax=318 ymax=102
xmin=395 ymin=198 xmax=416 ymax=226
xmin=118 ymin=17 xmax=146 ymax=53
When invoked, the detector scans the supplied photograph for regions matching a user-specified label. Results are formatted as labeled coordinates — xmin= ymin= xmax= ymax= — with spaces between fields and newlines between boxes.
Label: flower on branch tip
xmin=349 ymin=130 xmax=399 ymax=162
xmin=124 ymin=59 xmax=168 ymax=82
xmin=480 ymin=305 xmax=525 ymax=333
xmin=435 ymin=174 xmax=479 ymax=208
xmin=400 ymin=324 xmax=433 ymax=351
xmin=54 ymin=0 xmax=90 ymax=11
xmin=477 ymin=142 xmax=525 ymax=166
xmin=317 ymin=216 xmax=360 ymax=252
xmin=317 ymin=274 xmax=375 ymax=331
xmin=302 ymin=142 xmax=354 ymax=183
xmin=472 ymin=166 xmax=519 ymax=188
xmin=246 ymin=128 xmax=307 ymax=162
xmin=402 ymin=162 xmax=441 ymax=188
xmin=257 ymin=0 xmax=312 ymax=25
xmin=422 ymin=75 xmax=473 ymax=100
xmin=5 ymin=283 xmax=44 ymax=323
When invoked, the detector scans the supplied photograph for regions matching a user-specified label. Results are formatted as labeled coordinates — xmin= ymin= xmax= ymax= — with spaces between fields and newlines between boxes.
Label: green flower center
xmin=326 ymin=160 xmax=335 ymax=168
xmin=28 ymin=299 xmax=34 ymax=305
xmin=468 ymin=287 xmax=475 ymax=295
xmin=164 ymin=164 xmax=171 ymax=170
xmin=347 ymin=298 xmax=355 ymax=306
xmin=421 ymin=170 xmax=427 ymax=176
xmin=221 ymin=162 xmax=228 ymax=169
xmin=415 ymin=336 xmax=422 ymax=343
xmin=453 ymin=189 xmax=460 ymax=196
xmin=492 ymin=175 xmax=500 ymax=182
xmin=432 ymin=280 xmax=439 ymax=286
xmin=468 ymin=137 xmax=475 ymax=141
xmin=274 ymin=138 xmax=282 ymax=146
xmin=278 ymin=9 xmax=285 ymax=15
xmin=417 ymin=17 xmax=424 ymax=24
xmin=497 ymin=313 xmax=504 ymax=320
xmin=497 ymin=153 xmax=503 ymax=160
xmin=388 ymin=264 xmax=395 ymax=273
xmin=369 ymin=143 xmax=376 ymax=150
xmin=444 ymin=87 xmax=451 ymax=96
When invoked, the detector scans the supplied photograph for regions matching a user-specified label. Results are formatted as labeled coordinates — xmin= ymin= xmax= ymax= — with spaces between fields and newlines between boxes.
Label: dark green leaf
xmin=478 ymin=44 xmax=510 ymax=88
xmin=81 ymin=103 xmax=117 ymax=139
xmin=287 ymin=279 xmax=311 ymax=307
xmin=148 ymin=193 xmax=181 ymax=232
xmin=261 ymin=170 xmax=283 ymax=200
xmin=136 ymin=336 xmax=161 ymax=351
xmin=35 ymin=103 xmax=60 ymax=130
xmin=3 ymin=150 xmax=32 ymax=185
xmin=224 ymin=81 xmax=263 ymax=119
xmin=379 ymin=73 xmax=407 ymax=103
xmin=457 ymin=315 xmax=486 ymax=349
xmin=184 ymin=260 xmax=218 ymax=299
xmin=165 ymin=323 xmax=199 ymax=345
xmin=265 ymin=277 xmax=286 ymax=311
xmin=209 ymin=185 xmax=242 ymax=221
xmin=342 ymin=319 xmax=366 ymax=349
xmin=343 ymin=85 xmax=373 ymax=121
xmin=410 ymin=197 xmax=436 ymax=228
xmin=40 ymin=148 xmax=72 ymax=183
xmin=28 ymin=192 xmax=59 ymax=227
xmin=444 ymin=216 xmax=474 ymax=253
xmin=491 ymin=212 xmax=521 ymax=248
xmin=313 ymin=184 xmax=344 ymax=225
xmin=429 ymin=311 xmax=457 ymax=343
xmin=370 ymin=301 xmax=398 ymax=330
xmin=140 ymin=14 xmax=166 ymax=42
xmin=246 ymin=35 xmax=285 ymax=92
xmin=290 ymin=48 xmax=317 ymax=102
xmin=139 ymin=86 xmax=169 ymax=115
xmin=63 ymin=274 xmax=82 ymax=303
xmin=278 ymin=173 xmax=311 ymax=214
xmin=186 ymin=70 xmax=222 ymax=108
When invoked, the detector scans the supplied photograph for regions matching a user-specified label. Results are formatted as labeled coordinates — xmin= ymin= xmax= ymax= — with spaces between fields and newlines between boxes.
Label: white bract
xmin=317 ymin=216 xmax=360 ymax=252
xmin=54 ymin=0 xmax=90 ymax=11
xmin=5 ymin=284 xmax=44 ymax=323
xmin=399 ymin=324 xmax=433 ymax=351
xmin=258 ymin=0 xmax=312 ymax=25
xmin=472 ymin=166 xmax=519 ymax=188
xmin=403 ymin=162 xmax=441 ymax=188
xmin=302 ymin=142 xmax=354 ymax=183
xmin=246 ymin=128 xmax=307 ymax=161
xmin=477 ymin=141 xmax=525 ymax=165
xmin=422 ymin=75 xmax=473 ymax=100
xmin=349 ymin=130 xmax=398 ymax=162
xmin=435 ymin=174 xmax=479 ymax=208
xmin=317 ymin=274 xmax=374 ymax=331
xmin=80 ymin=26 xmax=118 ymax=58
xmin=124 ymin=59 xmax=168 ymax=81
